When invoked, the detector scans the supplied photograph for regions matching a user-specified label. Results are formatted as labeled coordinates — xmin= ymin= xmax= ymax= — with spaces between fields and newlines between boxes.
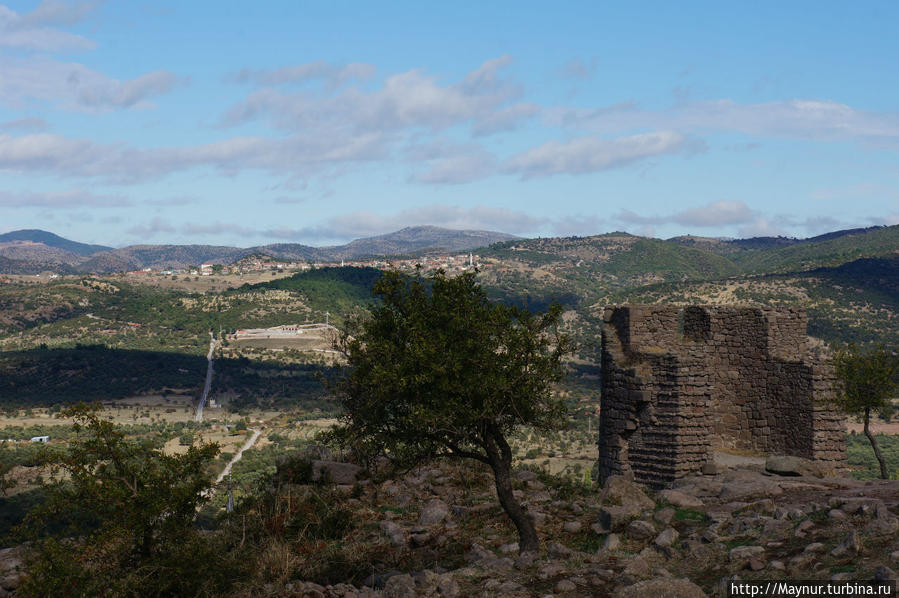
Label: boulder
xmin=563 ymin=521 xmax=582 ymax=533
xmin=383 ymin=574 xmax=417 ymax=598
xmin=555 ymin=579 xmax=577 ymax=592
xmin=659 ymin=489 xmax=704 ymax=509
xmin=719 ymin=480 xmax=783 ymax=502
xmin=765 ymin=455 xmax=827 ymax=477
xmin=613 ymin=577 xmax=708 ymax=598
xmin=311 ymin=460 xmax=362 ymax=484
xmin=601 ymin=533 xmax=621 ymax=552
xmin=418 ymin=498 xmax=449 ymax=525
xmin=729 ymin=546 xmax=765 ymax=566
xmin=654 ymin=507 xmax=676 ymax=526
xmin=602 ymin=476 xmax=655 ymax=512
xmin=830 ymin=530 xmax=860 ymax=558
xmin=654 ymin=528 xmax=679 ymax=549
xmin=599 ymin=505 xmax=639 ymax=532
xmin=626 ymin=519 xmax=656 ymax=541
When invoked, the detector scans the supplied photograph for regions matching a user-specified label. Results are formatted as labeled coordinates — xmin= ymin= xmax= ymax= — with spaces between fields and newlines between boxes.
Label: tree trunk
xmin=484 ymin=429 xmax=539 ymax=554
xmin=863 ymin=407 xmax=889 ymax=480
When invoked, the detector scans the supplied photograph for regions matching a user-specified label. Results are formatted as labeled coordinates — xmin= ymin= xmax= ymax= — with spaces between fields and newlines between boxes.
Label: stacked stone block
xmin=598 ymin=305 xmax=846 ymax=488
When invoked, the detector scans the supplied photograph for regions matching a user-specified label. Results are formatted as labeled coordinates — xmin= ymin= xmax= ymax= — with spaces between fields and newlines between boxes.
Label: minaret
xmin=469 ymin=252 xmax=473 ymax=267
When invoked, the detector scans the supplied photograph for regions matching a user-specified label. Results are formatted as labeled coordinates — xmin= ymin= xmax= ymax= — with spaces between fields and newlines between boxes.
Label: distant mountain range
xmin=0 ymin=226 xmax=519 ymax=274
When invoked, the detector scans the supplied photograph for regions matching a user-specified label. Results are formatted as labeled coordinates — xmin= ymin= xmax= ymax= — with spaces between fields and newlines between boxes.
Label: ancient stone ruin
xmin=597 ymin=305 xmax=846 ymax=488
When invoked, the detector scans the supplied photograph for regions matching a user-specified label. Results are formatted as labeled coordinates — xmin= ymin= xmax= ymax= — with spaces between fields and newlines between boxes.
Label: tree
xmin=328 ymin=270 xmax=572 ymax=553
xmin=833 ymin=344 xmax=899 ymax=479
xmin=16 ymin=404 xmax=246 ymax=597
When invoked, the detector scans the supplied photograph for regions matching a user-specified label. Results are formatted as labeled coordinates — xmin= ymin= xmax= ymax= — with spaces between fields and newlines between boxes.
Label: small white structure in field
xmin=30 ymin=436 xmax=50 ymax=443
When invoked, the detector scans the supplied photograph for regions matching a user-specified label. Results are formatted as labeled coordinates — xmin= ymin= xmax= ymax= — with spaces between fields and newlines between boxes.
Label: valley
xmin=0 ymin=224 xmax=897 ymax=596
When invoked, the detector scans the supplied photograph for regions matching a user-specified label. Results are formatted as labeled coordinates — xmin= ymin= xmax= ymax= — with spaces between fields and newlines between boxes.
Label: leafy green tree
xmin=833 ymin=344 xmax=899 ymax=479
xmin=328 ymin=270 xmax=572 ymax=553
xmin=16 ymin=404 xmax=246 ymax=597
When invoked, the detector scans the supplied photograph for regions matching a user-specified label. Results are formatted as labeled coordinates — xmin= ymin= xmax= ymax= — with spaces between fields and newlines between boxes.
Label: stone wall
xmin=597 ymin=305 xmax=846 ymax=488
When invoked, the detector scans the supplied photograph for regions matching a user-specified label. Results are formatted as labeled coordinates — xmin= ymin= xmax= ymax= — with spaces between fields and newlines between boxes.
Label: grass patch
xmin=725 ymin=538 xmax=752 ymax=550
xmin=674 ymin=508 xmax=708 ymax=523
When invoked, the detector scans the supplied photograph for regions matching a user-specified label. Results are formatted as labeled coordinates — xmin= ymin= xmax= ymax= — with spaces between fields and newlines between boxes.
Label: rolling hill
xmin=0 ymin=226 xmax=519 ymax=273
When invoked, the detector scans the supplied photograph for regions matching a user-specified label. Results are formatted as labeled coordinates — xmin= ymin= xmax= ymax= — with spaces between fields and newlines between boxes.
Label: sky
xmin=0 ymin=1 xmax=897 ymax=248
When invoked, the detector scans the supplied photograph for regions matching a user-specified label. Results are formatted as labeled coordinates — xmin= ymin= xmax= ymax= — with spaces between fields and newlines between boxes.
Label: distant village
xmin=121 ymin=252 xmax=485 ymax=278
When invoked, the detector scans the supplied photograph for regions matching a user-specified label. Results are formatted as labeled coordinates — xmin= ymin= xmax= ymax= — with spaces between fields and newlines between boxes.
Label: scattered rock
xmin=828 ymin=509 xmax=847 ymax=521
xmin=419 ymin=499 xmax=449 ymax=525
xmin=599 ymin=505 xmax=639 ymax=532
xmin=601 ymin=476 xmax=655 ymax=512
xmin=514 ymin=551 xmax=536 ymax=569
xmin=311 ymin=460 xmax=362 ymax=484
xmin=654 ymin=528 xmax=679 ymax=549
xmin=719 ymin=480 xmax=783 ymax=502
xmin=626 ymin=519 xmax=656 ymax=541
xmin=747 ymin=558 xmax=766 ymax=571
xmin=517 ymin=470 xmax=537 ymax=482
xmin=866 ymin=515 xmax=899 ymax=537
xmin=654 ymin=507 xmax=676 ymax=526
xmin=830 ymin=530 xmax=861 ymax=559
xmin=379 ymin=520 xmax=407 ymax=546
xmin=659 ymin=489 xmax=704 ymax=509
xmin=729 ymin=546 xmax=765 ymax=566
xmin=874 ymin=566 xmax=898 ymax=583
xmin=548 ymin=542 xmax=573 ymax=559
xmin=621 ymin=555 xmax=652 ymax=581
xmin=562 ymin=521 xmax=582 ymax=533
xmin=602 ymin=533 xmax=621 ymax=552
xmin=465 ymin=543 xmax=493 ymax=563
xmin=804 ymin=543 xmax=826 ymax=554
xmin=765 ymin=455 xmax=825 ymax=477
xmin=613 ymin=577 xmax=709 ymax=598
xmin=435 ymin=573 xmax=459 ymax=597
xmin=554 ymin=578 xmax=577 ymax=592
xmin=383 ymin=574 xmax=416 ymax=598
xmin=794 ymin=520 xmax=815 ymax=537
xmin=735 ymin=499 xmax=776 ymax=516
xmin=702 ymin=462 xmax=723 ymax=475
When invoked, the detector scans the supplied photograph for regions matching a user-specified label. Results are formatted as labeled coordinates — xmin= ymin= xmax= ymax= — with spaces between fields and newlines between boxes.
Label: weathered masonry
xmin=597 ymin=305 xmax=846 ymax=488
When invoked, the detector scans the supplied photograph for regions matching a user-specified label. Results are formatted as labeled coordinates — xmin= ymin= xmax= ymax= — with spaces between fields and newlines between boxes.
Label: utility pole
xmin=226 ymin=472 xmax=234 ymax=513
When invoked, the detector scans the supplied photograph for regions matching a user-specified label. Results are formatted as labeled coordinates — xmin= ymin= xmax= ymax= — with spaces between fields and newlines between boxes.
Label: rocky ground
xmin=2 ymin=457 xmax=897 ymax=597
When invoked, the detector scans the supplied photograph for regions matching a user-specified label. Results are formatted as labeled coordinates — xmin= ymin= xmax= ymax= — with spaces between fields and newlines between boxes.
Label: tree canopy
xmin=16 ymin=404 xmax=246 ymax=597
xmin=328 ymin=269 xmax=572 ymax=552
xmin=833 ymin=344 xmax=899 ymax=479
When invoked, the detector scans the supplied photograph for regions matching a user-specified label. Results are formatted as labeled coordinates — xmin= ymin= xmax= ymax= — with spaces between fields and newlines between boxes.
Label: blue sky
xmin=0 ymin=0 xmax=897 ymax=247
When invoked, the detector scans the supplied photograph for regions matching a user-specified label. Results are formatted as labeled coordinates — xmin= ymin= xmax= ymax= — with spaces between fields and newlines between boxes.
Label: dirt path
xmin=216 ymin=428 xmax=261 ymax=485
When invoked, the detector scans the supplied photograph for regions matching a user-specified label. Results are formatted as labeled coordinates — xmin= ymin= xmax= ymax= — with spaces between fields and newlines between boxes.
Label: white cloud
xmin=809 ymin=181 xmax=899 ymax=201
xmin=18 ymin=0 xmax=101 ymax=27
xmin=0 ymin=57 xmax=182 ymax=111
xmin=126 ymin=217 xmax=175 ymax=237
xmin=559 ymin=58 xmax=597 ymax=80
xmin=0 ymin=2 xmax=98 ymax=52
xmin=0 ymin=131 xmax=387 ymax=182
xmin=552 ymin=99 xmax=899 ymax=145
xmin=264 ymin=205 xmax=545 ymax=243
xmin=616 ymin=200 xmax=756 ymax=228
xmin=182 ymin=222 xmax=255 ymax=236
xmin=222 ymin=56 xmax=532 ymax=137
xmin=0 ymin=116 xmax=48 ymax=131
xmin=0 ymin=188 xmax=128 ymax=208
xmin=232 ymin=61 xmax=376 ymax=88
xmin=503 ymin=131 xmax=686 ymax=178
